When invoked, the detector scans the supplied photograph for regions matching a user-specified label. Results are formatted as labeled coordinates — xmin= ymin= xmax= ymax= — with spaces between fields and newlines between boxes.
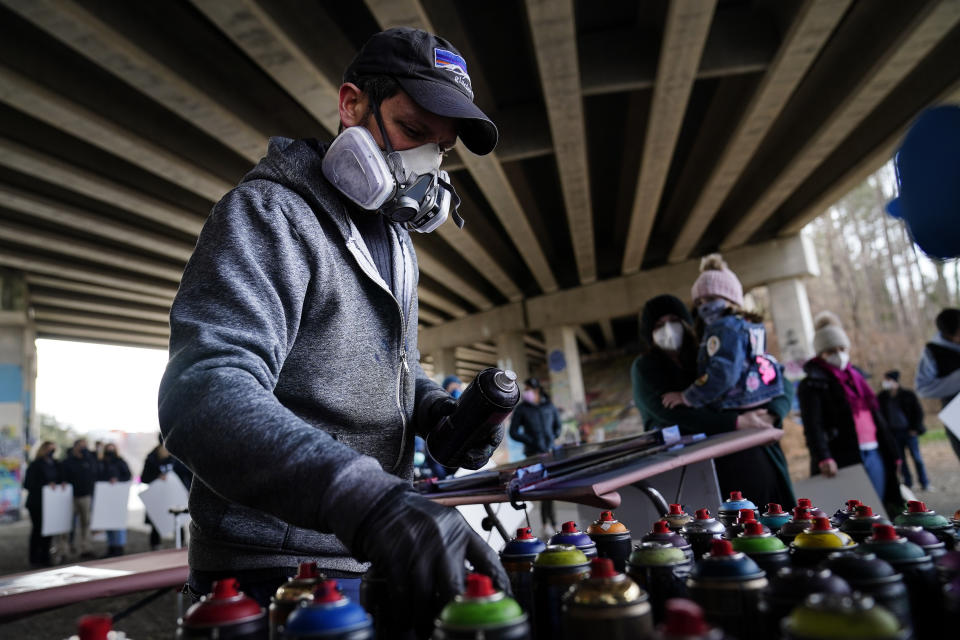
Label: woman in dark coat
xmin=509 ymin=377 xmax=562 ymax=531
xmin=631 ymin=294 xmax=796 ymax=509
xmin=23 ymin=441 xmax=61 ymax=567
xmin=98 ymin=443 xmax=132 ymax=557
xmin=797 ymin=312 xmax=901 ymax=516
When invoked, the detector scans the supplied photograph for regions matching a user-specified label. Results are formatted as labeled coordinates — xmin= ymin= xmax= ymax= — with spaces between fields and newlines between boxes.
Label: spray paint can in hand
xmin=501 ymin=527 xmax=547 ymax=616
xmin=426 ymin=368 xmax=519 ymax=468
xmin=433 ymin=573 xmax=530 ymax=640
xmin=626 ymin=542 xmax=691 ymax=624
xmin=642 ymin=520 xmax=694 ymax=563
xmin=682 ymin=509 xmax=726 ymax=561
xmin=587 ymin=511 xmax=633 ymax=572
xmin=561 ymin=557 xmax=653 ymax=639
xmin=177 ymin=578 xmax=268 ymax=639
xmin=822 ymin=552 xmax=913 ymax=635
xmin=686 ymin=539 xmax=768 ymax=640
xmin=282 ymin=580 xmax=373 ymax=639
xmin=269 ymin=562 xmax=324 ymax=640
xmin=550 ymin=521 xmax=598 ymax=559
xmin=532 ymin=545 xmax=590 ymax=640
xmin=780 ymin=593 xmax=909 ymax=640
xmin=717 ymin=492 xmax=757 ymax=528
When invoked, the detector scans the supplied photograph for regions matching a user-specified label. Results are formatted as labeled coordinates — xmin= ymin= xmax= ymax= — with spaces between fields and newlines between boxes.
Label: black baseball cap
xmin=344 ymin=27 xmax=498 ymax=155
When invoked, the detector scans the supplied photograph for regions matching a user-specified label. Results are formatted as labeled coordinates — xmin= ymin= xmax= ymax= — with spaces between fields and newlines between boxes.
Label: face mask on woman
xmin=652 ymin=321 xmax=684 ymax=351
xmin=824 ymin=351 xmax=850 ymax=370
xmin=522 ymin=389 xmax=537 ymax=404
xmin=697 ymin=298 xmax=729 ymax=325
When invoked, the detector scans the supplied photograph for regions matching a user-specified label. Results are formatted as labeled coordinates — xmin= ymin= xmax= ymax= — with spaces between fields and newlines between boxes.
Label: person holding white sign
xmin=23 ymin=441 xmax=62 ymax=567
xmin=916 ymin=308 xmax=960 ymax=463
xmin=97 ymin=443 xmax=132 ymax=557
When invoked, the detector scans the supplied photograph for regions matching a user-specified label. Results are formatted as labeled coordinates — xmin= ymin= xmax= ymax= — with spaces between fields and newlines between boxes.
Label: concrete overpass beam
xmin=542 ymin=325 xmax=586 ymax=417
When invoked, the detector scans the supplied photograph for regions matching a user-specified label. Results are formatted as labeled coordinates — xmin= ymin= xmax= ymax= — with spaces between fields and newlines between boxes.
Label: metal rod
xmin=482 ymin=503 xmax=510 ymax=541
xmin=633 ymin=480 xmax=670 ymax=516
xmin=675 ymin=465 xmax=688 ymax=505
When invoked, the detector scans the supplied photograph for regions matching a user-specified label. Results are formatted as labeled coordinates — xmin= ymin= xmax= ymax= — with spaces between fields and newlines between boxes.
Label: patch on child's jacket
xmin=746 ymin=371 xmax=761 ymax=392
xmin=757 ymin=356 xmax=777 ymax=385
xmin=695 ymin=373 xmax=709 ymax=386
xmin=706 ymin=335 xmax=721 ymax=357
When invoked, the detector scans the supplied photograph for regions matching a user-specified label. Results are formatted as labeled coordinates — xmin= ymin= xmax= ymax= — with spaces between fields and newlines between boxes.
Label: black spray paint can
xmin=426 ymin=368 xmax=519 ymax=467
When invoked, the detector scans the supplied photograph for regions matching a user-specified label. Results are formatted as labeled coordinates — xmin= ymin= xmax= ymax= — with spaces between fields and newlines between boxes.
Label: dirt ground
xmin=1 ymin=421 xmax=957 ymax=639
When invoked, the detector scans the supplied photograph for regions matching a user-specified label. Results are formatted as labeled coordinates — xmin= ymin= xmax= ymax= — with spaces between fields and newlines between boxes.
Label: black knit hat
xmin=884 ymin=370 xmax=900 ymax=382
xmin=344 ymin=27 xmax=498 ymax=155
xmin=639 ymin=294 xmax=694 ymax=341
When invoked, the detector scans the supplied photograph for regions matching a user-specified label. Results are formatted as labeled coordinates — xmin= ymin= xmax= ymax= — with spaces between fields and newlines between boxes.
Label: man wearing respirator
xmin=158 ymin=27 xmax=508 ymax=630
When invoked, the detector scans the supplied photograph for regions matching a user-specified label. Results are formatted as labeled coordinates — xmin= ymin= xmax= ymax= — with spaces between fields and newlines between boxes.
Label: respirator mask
xmin=321 ymin=101 xmax=463 ymax=233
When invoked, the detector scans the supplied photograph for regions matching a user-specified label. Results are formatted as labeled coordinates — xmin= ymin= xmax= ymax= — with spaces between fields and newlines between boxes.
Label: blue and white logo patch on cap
xmin=434 ymin=47 xmax=472 ymax=94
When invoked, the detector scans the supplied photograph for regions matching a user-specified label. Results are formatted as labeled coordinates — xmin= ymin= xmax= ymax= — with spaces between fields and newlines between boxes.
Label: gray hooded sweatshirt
xmin=158 ymin=137 xmax=448 ymax=575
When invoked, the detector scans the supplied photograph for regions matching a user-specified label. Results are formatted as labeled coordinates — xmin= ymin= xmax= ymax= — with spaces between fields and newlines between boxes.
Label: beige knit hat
xmin=812 ymin=311 xmax=850 ymax=354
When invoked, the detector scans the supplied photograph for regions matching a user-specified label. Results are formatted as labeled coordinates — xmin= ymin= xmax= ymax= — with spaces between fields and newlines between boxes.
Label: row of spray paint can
xmin=159 ymin=491 xmax=960 ymax=639
xmin=496 ymin=493 xmax=960 ymax=639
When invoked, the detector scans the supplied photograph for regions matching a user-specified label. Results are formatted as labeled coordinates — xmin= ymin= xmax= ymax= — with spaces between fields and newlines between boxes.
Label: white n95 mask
xmin=652 ymin=321 xmax=684 ymax=351
xmin=321 ymin=125 xmax=462 ymax=234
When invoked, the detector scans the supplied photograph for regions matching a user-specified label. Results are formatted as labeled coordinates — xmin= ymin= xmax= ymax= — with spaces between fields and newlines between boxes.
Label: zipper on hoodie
xmin=345 ymin=227 xmax=411 ymax=470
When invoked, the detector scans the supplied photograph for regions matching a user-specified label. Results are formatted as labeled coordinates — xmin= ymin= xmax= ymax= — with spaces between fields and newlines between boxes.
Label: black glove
xmin=427 ymin=395 xmax=505 ymax=470
xmin=353 ymin=485 xmax=510 ymax=636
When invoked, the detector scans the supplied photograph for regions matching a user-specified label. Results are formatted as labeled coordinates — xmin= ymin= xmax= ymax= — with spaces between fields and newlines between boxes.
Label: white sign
xmin=793 ymin=463 xmax=883 ymax=517
xmin=939 ymin=393 xmax=960 ymax=441
xmin=90 ymin=481 xmax=131 ymax=530
xmin=138 ymin=474 xmax=190 ymax=539
xmin=41 ymin=484 xmax=73 ymax=536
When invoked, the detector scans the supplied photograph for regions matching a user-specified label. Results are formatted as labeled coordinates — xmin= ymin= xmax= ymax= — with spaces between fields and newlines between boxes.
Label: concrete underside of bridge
xmin=1 ymin=0 xmax=959 ymax=414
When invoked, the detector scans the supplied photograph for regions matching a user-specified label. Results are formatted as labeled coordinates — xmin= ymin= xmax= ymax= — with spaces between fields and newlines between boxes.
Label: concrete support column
xmin=0 ymin=269 xmax=33 ymax=521
xmin=767 ymin=277 xmax=815 ymax=381
xmin=542 ymin=325 xmax=586 ymax=416
xmin=495 ymin=331 xmax=529 ymax=384
xmin=431 ymin=347 xmax=458 ymax=385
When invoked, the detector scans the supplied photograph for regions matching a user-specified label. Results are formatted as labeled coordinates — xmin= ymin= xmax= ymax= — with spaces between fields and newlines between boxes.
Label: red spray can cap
xmin=797 ymin=498 xmax=813 ymax=509
xmin=710 ymin=539 xmax=735 ymax=556
xmin=295 ymin=561 xmax=319 ymax=580
xmin=313 ymin=580 xmax=342 ymax=604
xmin=846 ymin=499 xmax=862 ymax=510
xmin=729 ymin=491 xmax=743 ymax=501
xmin=812 ymin=517 xmax=833 ymax=531
xmin=669 ymin=503 xmax=685 ymax=515
xmin=590 ymin=557 xmax=618 ymax=579
xmin=182 ymin=578 xmax=262 ymax=628
xmin=466 ymin=573 xmax=496 ymax=598
xmin=77 ymin=615 xmax=112 ymax=640
xmin=738 ymin=509 xmax=756 ymax=523
xmin=744 ymin=521 xmax=764 ymax=536
xmin=695 ymin=508 xmax=712 ymax=520
xmin=663 ymin=598 xmax=710 ymax=635
xmin=908 ymin=500 xmax=929 ymax=513
xmin=599 ymin=511 xmax=615 ymax=522
xmin=872 ymin=524 xmax=900 ymax=542
xmin=766 ymin=503 xmax=784 ymax=514
xmin=561 ymin=521 xmax=579 ymax=533
xmin=516 ymin=527 xmax=535 ymax=540
xmin=653 ymin=520 xmax=672 ymax=534
xmin=792 ymin=507 xmax=811 ymax=520
xmin=855 ymin=505 xmax=874 ymax=517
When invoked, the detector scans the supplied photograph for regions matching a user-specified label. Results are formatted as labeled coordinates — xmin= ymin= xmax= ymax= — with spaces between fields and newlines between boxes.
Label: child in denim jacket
xmin=662 ymin=254 xmax=784 ymax=411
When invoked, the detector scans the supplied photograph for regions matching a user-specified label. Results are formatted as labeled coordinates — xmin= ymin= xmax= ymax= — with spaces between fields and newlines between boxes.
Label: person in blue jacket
xmin=98 ymin=443 xmax=132 ymax=557
xmin=509 ymin=377 xmax=562 ymax=532
xmin=662 ymin=254 xmax=784 ymax=413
